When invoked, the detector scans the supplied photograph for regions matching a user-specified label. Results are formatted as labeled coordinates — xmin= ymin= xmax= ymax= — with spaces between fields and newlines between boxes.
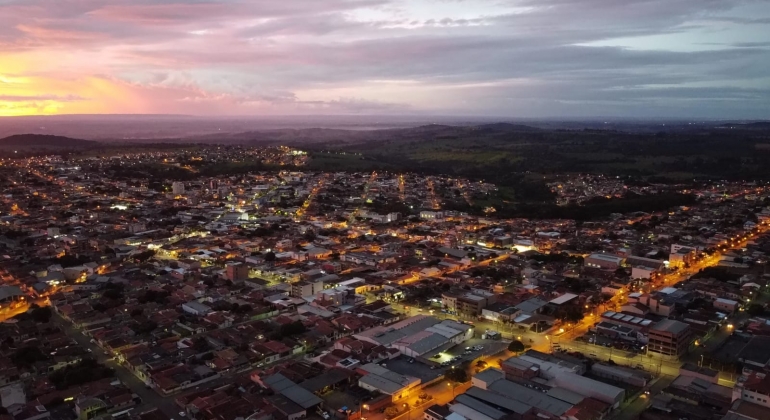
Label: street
xmin=50 ymin=312 xmax=182 ymax=419
xmin=612 ymin=375 xmax=676 ymax=420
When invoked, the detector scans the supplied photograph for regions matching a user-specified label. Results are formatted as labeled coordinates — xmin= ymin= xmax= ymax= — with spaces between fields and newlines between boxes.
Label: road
xmin=366 ymin=381 xmax=472 ymax=420
xmin=612 ymin=375 xmax=675 ymax=420
xmin=50 ymin=312 xmax=182 ymax=419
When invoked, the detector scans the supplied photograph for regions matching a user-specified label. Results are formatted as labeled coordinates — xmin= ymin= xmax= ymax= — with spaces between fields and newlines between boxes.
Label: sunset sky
xmin=1 ymin=0 xmax=768 ymax=118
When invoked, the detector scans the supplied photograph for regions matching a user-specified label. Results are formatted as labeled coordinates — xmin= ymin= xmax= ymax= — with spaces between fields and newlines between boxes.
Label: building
xmin=733 ymin=372 xmax=770 ymax=409
xmin=670 ymin=245 xmax=698 ymax=268
xmin=501 ymin=354 xmax=584 ymax=381
xmin=128 ymin=223 xmax=147 ymax=234
xmin=420 ymin=211 xmax=443 ymax=220
xmin=551 ymin=372 xmax=625 ymax=408
xmin=443 ymin=290 xmax=496 ymax=316
xmin=354 ymin=315 xmax=473 ymax=357
xmin=424 ymin=405 xmax=451 ymax=420
xmin=291 ymin=279 xmax=325 ymax=299
xmin=356 ymin=363 xmax=420 ymax=401
xmin=181 ymin=301 xmax=213 ymax=316
xmin=647 ymin=319 xmax=693 ymax=358
xmin=225 ymin=262 xmax=249 ymax=282
xmin=584 ymin=254 xmax=624 ymax=270
xmin=262 ymin=373 xmax=323 ymax=415
xmin=0 ymin=286 xmax=24 ymax=305
xmin=714 ymin=298 xmax=740 ymax=313
xmin=172 ymin=182 xmax=185 ymax=195
xmin=626 ymin=255 xmax=666 ymax=280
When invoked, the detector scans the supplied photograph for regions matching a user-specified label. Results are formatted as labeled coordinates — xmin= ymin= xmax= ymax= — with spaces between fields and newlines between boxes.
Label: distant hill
xmin=472 ymin=122 xmax=541 ymax=132
xmin=0 ymin=134 xmax=98 ymax=148
xmin=718 ymin=122 xmax=770 ymax=130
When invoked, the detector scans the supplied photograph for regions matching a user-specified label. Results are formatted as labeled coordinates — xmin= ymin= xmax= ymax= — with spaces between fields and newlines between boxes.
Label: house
xmin=584 ymin=254 xmax=624 ymax=270
xmin=181 ymin=301 xmax=213 ymax=316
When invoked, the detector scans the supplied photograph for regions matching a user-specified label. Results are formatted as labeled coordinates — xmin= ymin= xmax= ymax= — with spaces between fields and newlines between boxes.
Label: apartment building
xmin=647 ymin=319 xmax=692 ymax=358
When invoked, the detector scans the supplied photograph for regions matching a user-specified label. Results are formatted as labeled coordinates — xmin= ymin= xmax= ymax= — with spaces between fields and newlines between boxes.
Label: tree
xmin=563 ymin=307 xmax=585 ymax=324
xmin=49 ymin=359 xmax=114 ymax=390
xmin=30 ymin=307 xmax=52 ymax=323
xmin=747 ymin=303 xmax=766 ymax=316
xmin=103 ymin=288 xmax=123 ymax=300
xmin=508 ymin=340 xmax=525 ymax=353
xmin=445 ymin=366 xmax=469 ymax=382
xmin=11 ymin=345 xmax=47 ymax=367
xmin=384 ymin=407 xmax=399 ymax=418
xmin=264 ymin=251 xmax=276 ymax=262
xmin=133 ymin=250 xmax=156 ymax=262
xmin=274 ymin=321 xmax=307 ymax=339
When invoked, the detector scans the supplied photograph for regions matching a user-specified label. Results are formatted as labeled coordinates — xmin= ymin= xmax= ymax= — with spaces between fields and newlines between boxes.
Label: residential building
xmin=647 ymin=319 xmax=693 ymax=358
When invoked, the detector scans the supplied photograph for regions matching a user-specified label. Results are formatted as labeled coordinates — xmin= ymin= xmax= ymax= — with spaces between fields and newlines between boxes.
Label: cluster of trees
xmin=132 ymin=249 xmax=156 ymax=263
xmin=11 ymin=345 xmax=48 ymax=367
xmin=691 ymin=267 xmax=741 ymax=283
xmin=505 ymin=192 xmax=697 ymax=221
xmin=14 ymin=306 xmax=52 ymax=324
xmin=528 ymin=252 xmax=584 ymax=265
xmin=138 ymin=289 xmax=170 ymax=304
xmin=49 ymin=359 xmax=114 ymax=390
xmin=230 ymin=303 xmax=253 ymax=314
xmin=445 ymin=360 xmax=471 ymax=382
xmin=270 ymin=321 xmax=307 ymax=340
xmin=199 ymin=161 xmax=279 ymax=177
xmin=508 ymin=340 xmax=525 ymax=353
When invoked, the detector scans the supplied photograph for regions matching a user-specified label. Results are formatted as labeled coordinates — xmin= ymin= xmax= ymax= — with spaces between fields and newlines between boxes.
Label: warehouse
xmin=551 ymin=372 xmax=625 ymax=408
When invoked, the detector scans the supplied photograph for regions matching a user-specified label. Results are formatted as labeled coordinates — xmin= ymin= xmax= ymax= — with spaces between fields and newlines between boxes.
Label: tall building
xmin=225 ymin=262 xmax=249 ymax=282
xmin=172 ymin=182 xmax=185 ymax=195
xmin=291 ymin=279 xmax=325 ymax=298
xmin=647 ymin=319 xmax=693 ymax=358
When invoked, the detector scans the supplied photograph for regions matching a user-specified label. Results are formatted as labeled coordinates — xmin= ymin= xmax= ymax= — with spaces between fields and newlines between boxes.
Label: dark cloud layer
xmin=0 ymin=0 xmax=768 ymax=117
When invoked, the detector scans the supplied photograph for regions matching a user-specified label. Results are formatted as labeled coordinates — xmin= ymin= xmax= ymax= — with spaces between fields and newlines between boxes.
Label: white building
xmin=172 ymin=182 xmax=185 ymax=195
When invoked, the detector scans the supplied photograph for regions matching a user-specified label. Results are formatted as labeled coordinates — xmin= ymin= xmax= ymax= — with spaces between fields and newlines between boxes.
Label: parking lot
xmin=426 ymin=339 xmax=508 ymax=368
xmin=385 ymin=356 xmax=444 ymax=383
xmin=573 ymin=333 xmax=645 ymax=354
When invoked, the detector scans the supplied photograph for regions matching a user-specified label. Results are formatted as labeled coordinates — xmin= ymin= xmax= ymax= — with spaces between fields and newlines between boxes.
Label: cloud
xmin=0 ymin=94 xmax=86 ymax=102
xmin=0 ymin=0 xmax=768 ymax=117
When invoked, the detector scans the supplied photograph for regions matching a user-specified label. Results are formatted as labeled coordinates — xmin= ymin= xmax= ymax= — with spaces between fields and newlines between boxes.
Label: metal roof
xmin=487 ymin=380 xmax=572 ymax=415
xmin=463 ymin=386 xmax=534 ymax=415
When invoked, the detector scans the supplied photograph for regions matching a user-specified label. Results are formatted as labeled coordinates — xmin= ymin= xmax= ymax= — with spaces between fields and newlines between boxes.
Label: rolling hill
xmin=0 ymin=134 xmax=99 ymax=149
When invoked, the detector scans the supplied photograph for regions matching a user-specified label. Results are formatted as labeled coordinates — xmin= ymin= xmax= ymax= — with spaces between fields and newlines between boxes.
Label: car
xmin=465 ymin=347 xmax=471 ymax=351
xmin=87 ymin=348 xmax=92 ymax=353
xmin=322 ymin=413 xmax=330 ymax=419
xmin=179 ymin=412 xmax=186 ymax=417
xmin=408 ymin=358 xmax=415 ymax=364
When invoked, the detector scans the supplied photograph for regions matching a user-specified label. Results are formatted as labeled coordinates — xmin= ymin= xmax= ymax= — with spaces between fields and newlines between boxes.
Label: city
xmin=0 ymin=1 xmax=768 ymax=420
xmin=0 ymin=145 xmax=768 ymax=420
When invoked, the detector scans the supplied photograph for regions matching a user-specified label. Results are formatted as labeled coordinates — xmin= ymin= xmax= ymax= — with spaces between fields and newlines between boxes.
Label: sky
xmin=0 ymin=0 xmax=769 ymax=119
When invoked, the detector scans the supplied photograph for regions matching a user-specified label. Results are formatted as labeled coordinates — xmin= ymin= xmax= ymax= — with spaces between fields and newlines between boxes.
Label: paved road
xmin=366 ymin=380 xmax=472 ymax=420
xmin=613 ymin=375 xmax=675 ymax=420
xmin=50 ymin=312 xmax=182 ymax=419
